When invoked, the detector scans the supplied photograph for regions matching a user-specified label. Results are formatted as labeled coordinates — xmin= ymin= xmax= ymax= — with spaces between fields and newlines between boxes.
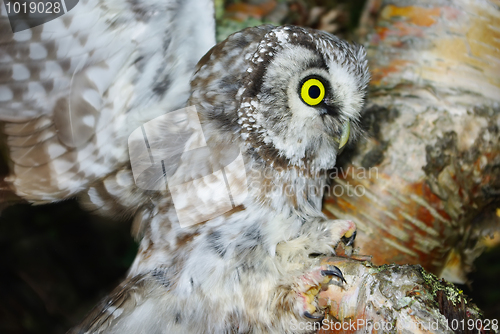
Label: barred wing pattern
xmin=0 ymin=0 xmax=216 ymax=202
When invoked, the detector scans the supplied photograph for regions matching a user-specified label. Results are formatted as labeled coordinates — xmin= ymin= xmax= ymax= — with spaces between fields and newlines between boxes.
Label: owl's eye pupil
xmin=308 ymin=86 xmax=321 ymax=99
xmin=300 ymin=78 xmax=326 ymax=106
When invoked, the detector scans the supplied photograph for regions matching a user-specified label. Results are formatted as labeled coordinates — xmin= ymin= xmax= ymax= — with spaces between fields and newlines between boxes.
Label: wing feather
xmin=0 ymin=0 xmax=216 ymax=203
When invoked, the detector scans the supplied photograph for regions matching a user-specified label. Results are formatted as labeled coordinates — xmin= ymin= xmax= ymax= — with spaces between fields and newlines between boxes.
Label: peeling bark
xmin=315 ymin=256 xmax=490 ymax=334
xmin=323 ymin=0 xmax=500 ymax=284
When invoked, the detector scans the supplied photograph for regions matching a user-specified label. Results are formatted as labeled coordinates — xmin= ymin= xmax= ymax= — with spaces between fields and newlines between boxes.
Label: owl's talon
xmin=321 ymin=265 xmax=346 ymax=284
xmin=295 ymin=264 xmax=346 ymax=323
xmin=341 ymin=230 xmax=356 ymax=247
xmin=304 ymin=311 xmax=324 ymax=321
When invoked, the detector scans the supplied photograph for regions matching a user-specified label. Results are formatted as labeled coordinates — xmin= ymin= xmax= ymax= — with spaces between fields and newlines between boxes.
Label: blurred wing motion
xmin=0 ymin=0 xmax=216 ymax=204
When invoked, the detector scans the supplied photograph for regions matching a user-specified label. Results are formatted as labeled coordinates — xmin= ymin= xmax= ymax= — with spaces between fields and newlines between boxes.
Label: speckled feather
xmin=71 ymin=25 xmax=368 ymax=334
xmin=0 ymin=0 xmax=215 ymax=202
xmin=1 ymin=6 xmax=370 ymax=332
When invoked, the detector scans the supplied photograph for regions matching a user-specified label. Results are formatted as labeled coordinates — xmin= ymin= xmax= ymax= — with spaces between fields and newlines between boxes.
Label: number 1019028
xmin=446 ymin=318 xmax=498 ymax=332
xmin=5 ymin=1 xmax=61 ymax=14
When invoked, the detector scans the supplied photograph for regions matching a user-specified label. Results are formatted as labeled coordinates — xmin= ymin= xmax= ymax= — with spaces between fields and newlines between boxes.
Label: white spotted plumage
xmin=0 ymin=0 xmax=215 ymax=202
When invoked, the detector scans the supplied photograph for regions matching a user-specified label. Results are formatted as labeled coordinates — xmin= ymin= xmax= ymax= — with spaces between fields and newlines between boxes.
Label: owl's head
xmin=191 ymin=25 xmax=370 ymax=172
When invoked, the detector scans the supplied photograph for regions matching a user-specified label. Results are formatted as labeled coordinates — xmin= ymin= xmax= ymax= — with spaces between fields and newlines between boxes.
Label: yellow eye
xmin=300 ymin=78 xmax=325 ymax=106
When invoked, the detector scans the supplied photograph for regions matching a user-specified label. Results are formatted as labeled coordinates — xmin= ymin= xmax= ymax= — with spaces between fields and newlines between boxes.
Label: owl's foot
xmin=341 ymin=228 xmax=356 ymax=247
xmin=295 ymin=265 xmax=346 ymax=320
xmin=338 ymin=220 xmax=356 ymax=247
xmin=309 ymin=219 xmax=357 ymax=255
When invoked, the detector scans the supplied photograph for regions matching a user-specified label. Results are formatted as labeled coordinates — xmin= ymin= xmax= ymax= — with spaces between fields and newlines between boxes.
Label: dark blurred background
xmin=0 ymin=201 xmax=137 ymax=333
xmin=0 ymin=0 xmax=498 ymax=333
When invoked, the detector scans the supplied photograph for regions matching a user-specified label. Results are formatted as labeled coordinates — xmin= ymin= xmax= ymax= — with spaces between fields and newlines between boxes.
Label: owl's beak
xmin=334 ymin=121 xmax=350 ymax=149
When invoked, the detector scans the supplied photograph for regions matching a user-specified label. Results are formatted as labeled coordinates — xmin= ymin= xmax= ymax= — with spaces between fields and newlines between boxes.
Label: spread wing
xmin=0 ymin=0 xmax=216 ymax=203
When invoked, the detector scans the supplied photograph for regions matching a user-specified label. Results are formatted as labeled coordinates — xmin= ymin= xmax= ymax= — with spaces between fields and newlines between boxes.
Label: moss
xmin=420 ymin=269 xmax=458 ymax=305
xmin=418 ymin=266 xmax=484 ymax=320
xmin=369 ymin=263 xmax=392 ymax=273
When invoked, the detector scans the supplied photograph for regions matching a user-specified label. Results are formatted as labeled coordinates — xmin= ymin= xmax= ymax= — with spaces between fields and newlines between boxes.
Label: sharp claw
xmin=304 ymin=311 xmax=324 ymax=321
xmin=342 ymin=230 xmax=357 ymax=247
xmin=321 ymin=265 xmax=347 ymax=284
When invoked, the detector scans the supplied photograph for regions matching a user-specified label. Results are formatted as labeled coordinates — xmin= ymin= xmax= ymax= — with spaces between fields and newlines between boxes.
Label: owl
xmin=0 ymin=1 xmax=369 ymax=333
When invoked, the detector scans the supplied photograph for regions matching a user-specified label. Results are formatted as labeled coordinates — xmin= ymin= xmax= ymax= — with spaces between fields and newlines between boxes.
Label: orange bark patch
xmin=323 ymin=165 xmax=452 ymax=275
xmin=225 ymin=0 xmax=277 ymax=21
xmin=381 ymin=5 xmax=440 ymax=27
xmin=370 ymin=59 xmax=409 ymax=86
xmin=375 ymin=21 xmax=425 ymax=41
